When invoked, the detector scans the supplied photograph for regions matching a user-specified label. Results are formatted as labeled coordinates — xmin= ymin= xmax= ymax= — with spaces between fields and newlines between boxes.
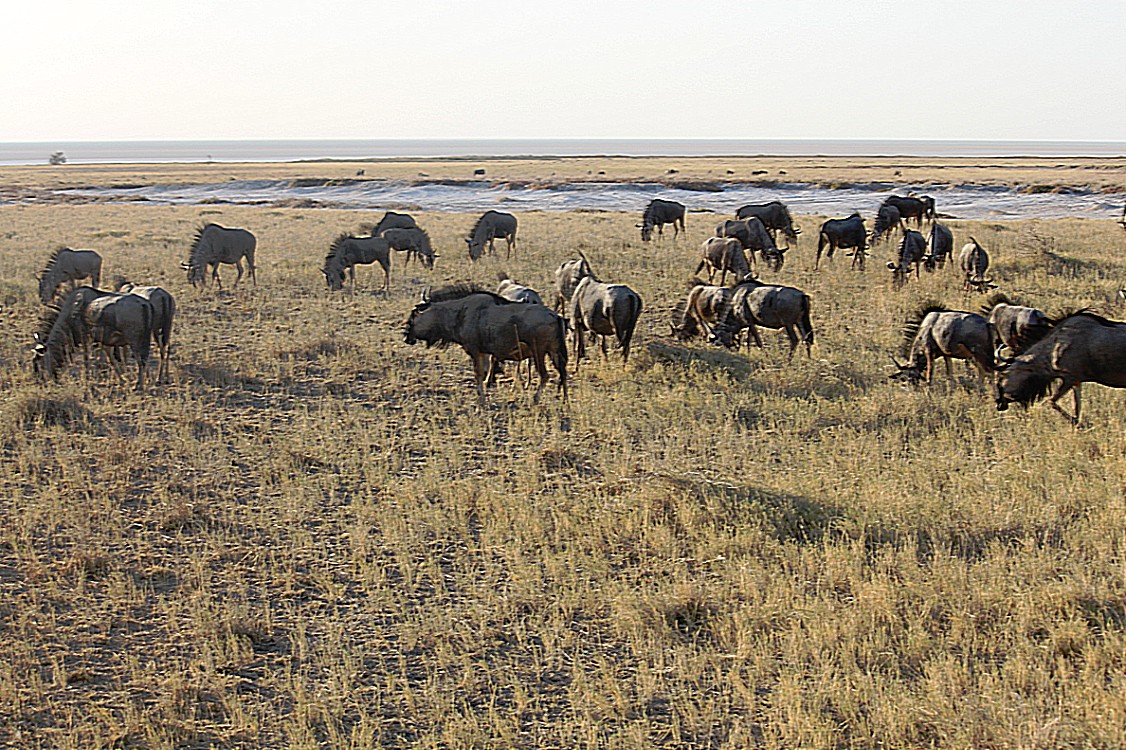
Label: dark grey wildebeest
xmin=886 ymin=230 xmax=928 ymax=287
xmin=381 ymin=227 xmax=436 ymax=269
xmin=696 ymin=237 xmax=753 ymax=286
xmin=552 ymin=252 xmax=594 ymax=312
xmin=735 ymin=201 xmax=801 ymax=247
xmin=880 ymin=195 xmax=935 ymax=226
xmin=322 ymin=233 xmax=392 ymax=292
xmin=639 ymin=199 xmax=686 ymax=242
xmin=922 ymin=222 xmax=955 ymax=271
xmin=716 ymin=218 xmax=784 ymax=271
xmin=569 ymin=275 xmax=643 ymax=367
xmin=671 ymin=282 xmax=733 ymax=341
xmin=889 ymin=305 xmax=994 ymax=385
xmin=496 ymin=272 xmax=544 ymax=305
xmin=959 ymin=237 xmax=993 ymax=292
xmin=466 ymin=211 xmax=518 ymax=261
xmin=116 ymin=278 xmax=176 ymax=382
xmin=404 ymin=285 xmax=567 ymax=405
xmin=980 ymin=293 xmax=1053 ymax=356
xmin=33 ymin=286 xmax=153 ymax=391
xmin=182 ymin=224 xmax=257 ymax=289
xmin=995 ymin=311 xmax=1126 ymax=424
xmin=372 ymin=211 xmax=417 ymax=237
xmin=37 ymin=247 xmax=103 ymax=304
xmin=710 ymin=278 xmax=813 ymax=358
xmin=816 ymin=213 xmax=868 ymax=270
xmin=870 ymin=204 xmax=902 ymax=245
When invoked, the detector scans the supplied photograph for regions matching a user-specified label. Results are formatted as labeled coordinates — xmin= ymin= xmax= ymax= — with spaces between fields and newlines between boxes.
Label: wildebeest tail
xmin=800 ymin=294 xmax=814 ymax=348
xmin=553 ymin=314 xmax=568 ymax=399
xmin=617 ymin=292 xmax=642 ymax=359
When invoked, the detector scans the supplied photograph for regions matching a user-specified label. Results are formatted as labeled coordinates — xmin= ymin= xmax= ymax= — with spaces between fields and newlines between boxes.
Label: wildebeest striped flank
xmin=182 ymin=224 xmax=256 ymax=289
xmin=323 ymin=233 xmax=392 ymax=292
xmin=817 ymin=213 xmax=867 ymax=270
xmin=889 ymin=304 xmax=994 ymax=385
xmin=382 ymin=227 xmax=436 ymax=269
xmin=638 ymin=199 xmax=686 ymax=242
xmin=466 ymin=211 xmax=518 ymax=261
xmin=711 ymin=278 xmax=813 ymax=358
xmin=37 ymin=247 xmax=102 ymax=304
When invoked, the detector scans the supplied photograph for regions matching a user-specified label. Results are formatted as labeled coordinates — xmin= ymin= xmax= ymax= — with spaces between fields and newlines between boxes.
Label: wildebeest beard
xmin=996 ymin=366 xmax=1055 ymax=410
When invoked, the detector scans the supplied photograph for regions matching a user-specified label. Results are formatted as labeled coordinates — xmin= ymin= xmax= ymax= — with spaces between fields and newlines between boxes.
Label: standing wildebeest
xmin=404 ymin=285 xmax=567 ymax=404
xmin=886 ymin=230 xmax=928 ymax=287
xmin=994 ymin=311 xmax=1126 ymax=424
xmin=322 ymin=233 xmax=392 ymax=292
xmin=816 ymin=213 xmax=868 ymax=270
xmin=716 ymin=218 xmax=785 ymax=271
xmin=466 ymin=211 xmax=518 ymax=261
xmin=381 ymin=227 xmax=436 ymax=269
xmin=870 ymin=204 xmax=902 ymax=245
xmin=569 ymin=275 xmax=643 ymax=366
xmin=372 ymin=211 xmax=417 ymax=237
xmin=116 ymin=278 xmax=176 ymax=382
xmin=881 ymin=195 xmax=935 ymax=226
xmin=735 ymin=201 xmax=801 ymax=247
xmin=37 ymin=247 xmax=103 ymax=304
xmin=959 ymin=237 xmax=993 ymax=292
xmin=496 ymin=273 xmax=544 ymax=305
xmin=923 ymin=222 xmax=955 ymax=271
xmin=553 ymin=252 xmax=593 ymax=311
xmin=638 ymin=199 xmax=686 ymax=242
xmin=182 ymin=224 xmax=257 ymax=289
xmin=696 ymin=237 xmax=752 ymax=285
xmin=33 ymin=286 xmax=153 ymax=391
xmin=889 ymin=305 xmax=994 ymax=385
xmin=710 ymin=278 xmax=814 ymax=358
xmin=981 ymin=293 xmax=1053 ymax=356
xmin=671 ymin=282 xmax=733 ymax=341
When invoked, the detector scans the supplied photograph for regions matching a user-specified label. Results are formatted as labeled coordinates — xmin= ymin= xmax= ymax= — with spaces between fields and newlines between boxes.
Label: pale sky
xmin=4 ymin=0 xmax=1124 ymax=142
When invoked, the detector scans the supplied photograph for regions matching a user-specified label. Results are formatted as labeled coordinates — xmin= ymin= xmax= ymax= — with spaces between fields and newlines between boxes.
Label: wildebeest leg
xmin=472 ymin=353 xmax=490 ymax=405
xmin=233 ymin=260 xmax=245 ymax=288
xmin=784 ymin=326 xmax=799 ymax=360
xmin=1048 ymin=382 xmax=1081 ymax=425
xmin=748 ymin=324 xmax=763 ymax=349
xmin=532 ymin=352 xmax=549 ymax=405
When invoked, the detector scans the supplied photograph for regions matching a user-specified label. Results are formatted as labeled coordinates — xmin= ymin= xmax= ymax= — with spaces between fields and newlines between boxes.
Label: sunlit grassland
xmin=1 ymin=196 xmax=1125 ymax=748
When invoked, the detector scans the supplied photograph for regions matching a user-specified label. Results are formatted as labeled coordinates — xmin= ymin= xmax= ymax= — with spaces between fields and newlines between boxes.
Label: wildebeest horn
xmin=886 ymin=262 xmax=897 ymax=270
xmin=419 ymin=287 xmax=430 ymax=304
xmin=889 ymin=355 xmax=907 ymax=370
xmin=179 ymin=262 xmax=191 ymax=269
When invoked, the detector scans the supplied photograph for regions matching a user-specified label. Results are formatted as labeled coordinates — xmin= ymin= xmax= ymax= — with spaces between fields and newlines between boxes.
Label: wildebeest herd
xmin=25 ymin=195 xmax=1126 ymax=423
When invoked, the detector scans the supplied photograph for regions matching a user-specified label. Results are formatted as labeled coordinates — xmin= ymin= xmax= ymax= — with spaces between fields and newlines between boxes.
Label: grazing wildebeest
xmin=994 ymin=311 xmax=1126 ymax=424
xmin=816 ymin=213 xmax=868 ymax=270
xmin=569 ymin=275 xmax=643 ymax=366
xmin=886 ymin=230 xmax=928 ymax=287
xmin=496 ymin=273 xmax=544 ymax=305
xmin=404 ymin=285 xmax=567 ymax=404
xmin=671 ymin=282 xmax=733 ymax=341
xmin=33 ymin=286 xmax=153 ymax=391
xmin=182 ymin=224 xmax=257 ymax=289
xmin=116 ymin=278 xmax=176 ymax=382
xmin=959 ymin=237 xmax=993 ymax=292
xmin=922 ymin=222 xmax=955 ymax=271
xmin=638 ymin=199 xmax=686 ymax=242
xmin=710 ymin=278 xmax=814 ymax=358
xmin=466 ymin=211 xmax=518 ymax=261
xmin=716 ymin=218 xmax=785 ymax=271
xmin=553 ymin=252 xmax=593 ymax=311
xmin=37 ymin=247 xmax=103 ymax=304
xmin=870 ymin=204 xmax=902 ymax=245
xmin=735 ymin=201 xmax=801 ymax=247
xmin=696 ymin=236 xmax=753 ymax=286
xmin=381 ymin=227 xmax=436 ymax=269
xmin=981 ymin=293 xmax=1053 ymax=356
xmin=372 ymin=211 xmax=417 ymax=237
xmin=889 ymin=305 xmax=994 ymax=385
xmin=881 ymin=195 xmax=934 ymax=226
xmin=322 ymin=233 xmax=392 ymax=292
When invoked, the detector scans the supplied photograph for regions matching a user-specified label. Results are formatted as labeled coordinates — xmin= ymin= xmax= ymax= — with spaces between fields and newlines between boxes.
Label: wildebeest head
xmin=993 ymin=351 xmax=1052 ymax=412
xmin=887 ymin=356 xmax=924 ymax=386
xmin=404 ymin=289 xmax=438 ymax=346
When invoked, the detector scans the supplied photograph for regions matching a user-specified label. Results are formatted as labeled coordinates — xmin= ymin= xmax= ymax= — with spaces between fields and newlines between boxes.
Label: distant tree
xmin=48 ymin=151 xmax=67 ymax=165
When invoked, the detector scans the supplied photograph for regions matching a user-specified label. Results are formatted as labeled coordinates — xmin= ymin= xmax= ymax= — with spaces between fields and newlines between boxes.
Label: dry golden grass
xmin=1 ymin=162 xmax=1125 ymax=748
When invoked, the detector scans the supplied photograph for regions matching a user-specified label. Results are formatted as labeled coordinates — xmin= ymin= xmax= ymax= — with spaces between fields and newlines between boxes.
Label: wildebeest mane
xmin=37 ymin=246 xmax=69 ymax=280
xmin=899 ymin=302 xmax=948 ymax=359
xmin=187 ymin=223 xmax=218 ymax=264
xmin=33 ymin=303 xmax=71 ymax=373
xmin=466 ymin=215 xmax=488 ymax=240
xmin=979 ymin=292 xmax=1016 ymax=317
xmin=426 ymin=284 xmax=516 ymax=306
xmin=324 ymin=232 xmax=355 ymax=266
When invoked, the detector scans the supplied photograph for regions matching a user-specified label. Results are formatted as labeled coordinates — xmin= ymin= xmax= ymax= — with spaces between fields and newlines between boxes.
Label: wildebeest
xmin=716 ymin=218 xmax=785 ymax=271
xmin=638 ymin=199 xmax=686 ymax=242
xmin=886 ymin=230 xmax=928 ymax=287
xmin=322 ymin=233 xmax=392 ymax=291
xmin=922 ymin=222 xmax=954 ymax=271
xmin=959 ymin=237 xmax=993 ymax=292
xmin=981 ymin=293 xmax=1053 ymax=356
xmin=880 ymin=195 xmax=935 ymax=226
xmin=735 ymin=201 xmax=801 ymax=247
xmin=710 ymin=277 xmax=814 ymax=358
xmin=870 ymin=204 xmax=902 ymax=245
xmin=466 ymin=211 xmax=518 ymax=261
xmin=33 ymin=286 xmax=153 ymax=391
xmin=381 ymin=227 xmax=436 ymax=269
xmin=569 ymin=275 xmax=643 ymax=366
xmin=889 ymin=305 xmax=994 ymax=385
xmin=496 ymin=273 xmax=544 ymax=305
xmin=696 ymin=237 xmax=753 ymax=285
xmin=404 ymin=285 xmax=567 ymax=404
xmin=182 ymin=224 xmax=257 ymax=289
xmin=37 ymin=247 xmax=103 ymax=304
xmin=994 ymin=311 xmax=1126 ymax=424
xmin=816 ymin=213 xmax=868 ymax=270
xmin=372 ymin=211 xmax=417 ymax=237
xmin=671 ymin=282 xmax=732 ymax=341
xmin=552 ymin=252 xmax=593 ymax=311
xmin=116 ymin=278 xmax=176 ymax=382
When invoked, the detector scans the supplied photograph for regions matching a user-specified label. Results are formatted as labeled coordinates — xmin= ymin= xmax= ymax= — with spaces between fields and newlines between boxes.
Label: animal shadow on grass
xmin=860 ymin=520 xmax=1064 ymax=566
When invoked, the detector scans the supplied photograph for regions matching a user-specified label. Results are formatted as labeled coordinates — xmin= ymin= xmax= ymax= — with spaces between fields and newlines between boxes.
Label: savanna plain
xmin=2 ymin=156 xmax=1126 ymax=749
